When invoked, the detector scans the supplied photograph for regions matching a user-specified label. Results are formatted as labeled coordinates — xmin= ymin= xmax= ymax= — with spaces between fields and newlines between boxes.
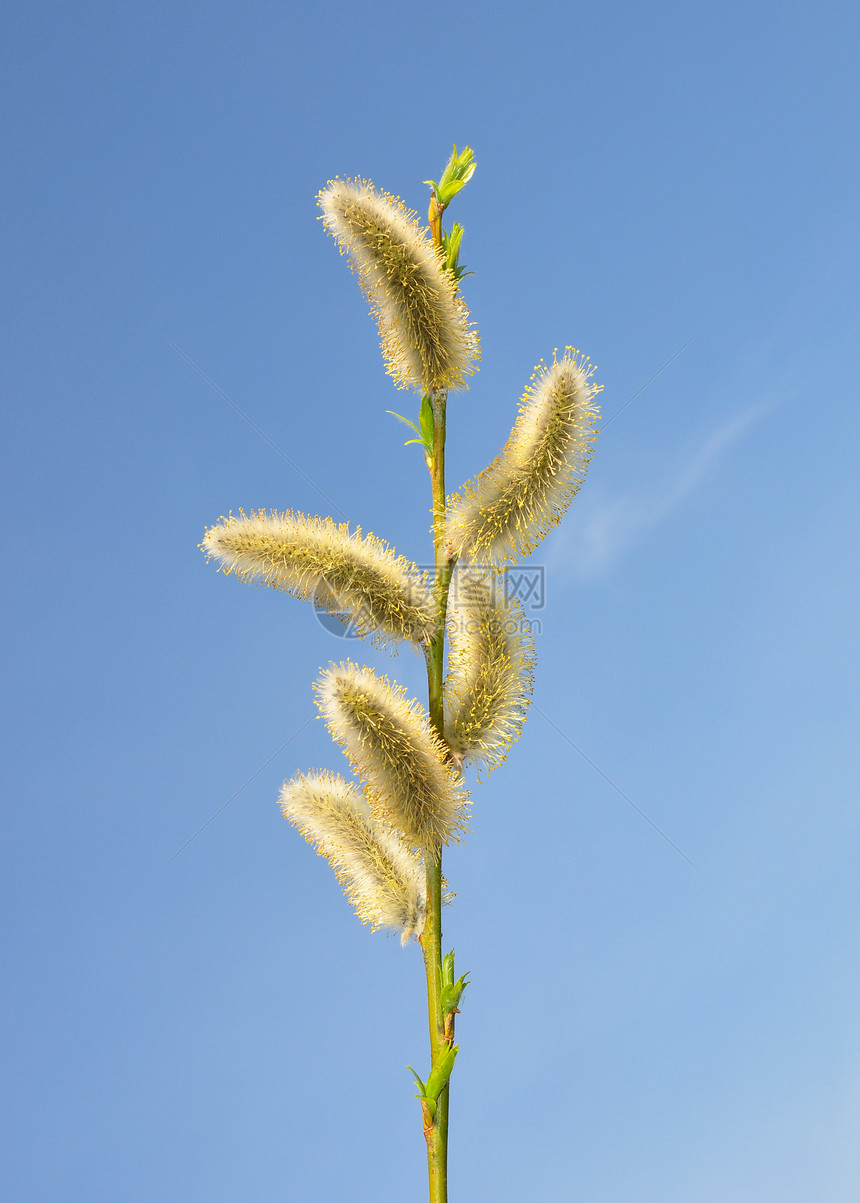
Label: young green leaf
xmin=407 ymin=1065 xmax=428 ymax=1095
xmin=386 ymin=409 xmax=423 ymax=437
xmin=426 ymin=145 xmax=476 ymax=208
xmin=424 ymin=1045 xmax=459 ymax=1099
xmin=442 ymin=223 xmax=471 ymax=280
xmin=387 ymin=406 xmax=433 ymax=453
xmin=418 ymin=394 xmax=435 ymax=447
xmin=440 ymin=949 xmax=469 ymax=1016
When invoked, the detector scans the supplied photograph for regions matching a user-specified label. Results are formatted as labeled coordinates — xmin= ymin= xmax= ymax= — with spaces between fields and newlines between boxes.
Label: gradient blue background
xmin=3 ymin=2 xmax=859 ymax=1199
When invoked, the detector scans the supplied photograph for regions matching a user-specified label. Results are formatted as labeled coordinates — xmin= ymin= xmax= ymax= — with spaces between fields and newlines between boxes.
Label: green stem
xmin=420 ymin=386 xmax=454 ymax=1203
xmin=421 ymin=855 xmax=446 ymax=1203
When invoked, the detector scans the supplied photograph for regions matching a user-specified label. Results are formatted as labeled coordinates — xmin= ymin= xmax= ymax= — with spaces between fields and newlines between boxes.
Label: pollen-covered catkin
xmin=444 ymin=570 xmax=535 ymax=770
xmin=281 ymin=770 xmax=426 ymax=943
xmin=445 ymin=350 xmax=600 ymax=568
xmin=201 ymin=509 xmax=436 ymax=646
xmin=315 ymin=662 xmax=468 ymax=851
xmin=318 ymin=178 xmax=479 ymax=392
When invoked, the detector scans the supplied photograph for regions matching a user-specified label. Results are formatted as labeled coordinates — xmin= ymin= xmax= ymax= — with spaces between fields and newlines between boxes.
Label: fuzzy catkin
xmin=445 ymin=350 xmax=600 ymax=568
xmin=318 ymin=178 xmax=479 ymax=392
xmin=281 ymin=770 xmax=425 ymax=943
xmin=315 ymin=661 xmax=468 ymax=852
xmin=444 ymin=570 xmax=535 ymax=770
xmin=201 ymin=509 xmax=436 ymax=646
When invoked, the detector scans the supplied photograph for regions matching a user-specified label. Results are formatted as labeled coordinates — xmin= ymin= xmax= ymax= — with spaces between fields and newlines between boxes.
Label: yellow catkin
xmin=444 ymin=569 xmax=536 ymax=770
xmin=318 ymin=177 xmax=479 ymax=392
xmin=315 ymin=661 xmax=468 ymax=851
xmin=281 ymin=770 xmax=425 ymax=943
xmin=201 ymin=509 xmax=436 ymax=646
xmin=445 ymin=350 xmax=600 ymax=567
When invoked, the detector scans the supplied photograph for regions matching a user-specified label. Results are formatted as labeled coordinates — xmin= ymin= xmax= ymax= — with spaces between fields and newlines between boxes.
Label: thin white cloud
xmin=547 ymin=402 xmax=771 ymax=581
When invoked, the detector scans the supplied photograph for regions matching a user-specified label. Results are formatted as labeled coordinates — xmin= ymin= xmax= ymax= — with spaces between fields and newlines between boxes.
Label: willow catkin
xmin=444 ymin=570 xmax=535 ymax=770
xmin=445 ymin=350 xmax=600 ymax=568
xmin=318 ymin=177 xmax=479 ymax=392
xmin=201 ymin=509 xmax=436 ymax=646
xmin=315 ymin=661 xmax=468 ymax=852
xmin=281 ymin=770 xmax=425 ymax=943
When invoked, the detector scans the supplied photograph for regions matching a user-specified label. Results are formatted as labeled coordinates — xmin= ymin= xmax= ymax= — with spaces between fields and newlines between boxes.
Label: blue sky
xmin=3 ymin=2 xmax=859 ymax=1199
